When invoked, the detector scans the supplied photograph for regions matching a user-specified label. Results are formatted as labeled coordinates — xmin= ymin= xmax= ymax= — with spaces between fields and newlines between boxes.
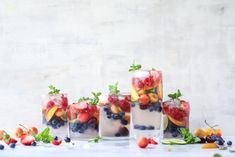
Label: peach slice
xmin=55 ymin=108 xmax=65 ymax=117
xmin=157 ymin=81 xmax=163 ymax=100
xmin=46 ymin=106 xmax=58 ymax=122
xmin=202 ymin=143 xmax=218 ymax=149
xmin=111 ymin=104 xmax=121 ymax=114
xmin=194 ymin=128 xmax=206 ymax=137
xmin=148 ymin=93 xmax=158 ymax=103
xmin=168 ymin=115 xmax=186 ymax=127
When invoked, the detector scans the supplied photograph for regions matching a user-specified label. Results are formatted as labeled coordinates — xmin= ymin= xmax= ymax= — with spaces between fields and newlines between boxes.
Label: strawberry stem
xmin=19 ymin=124 xmax=28 ymax=131
xmin=204 ymin=120 xmax=219 ymax=129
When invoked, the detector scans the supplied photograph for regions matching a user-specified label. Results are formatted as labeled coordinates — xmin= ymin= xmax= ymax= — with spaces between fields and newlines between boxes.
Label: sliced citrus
xmin=168 ymin=115 xmax=186 ymax=127
xmin=202 ymin=143 xmax=218 ymax=149
xmin=131 ymin=84 xmax=139 ymax=101
xmin=157 ymin=81 xmax=163 ymax=100
xmin=45 ymin=106 xmax=58 ymax=122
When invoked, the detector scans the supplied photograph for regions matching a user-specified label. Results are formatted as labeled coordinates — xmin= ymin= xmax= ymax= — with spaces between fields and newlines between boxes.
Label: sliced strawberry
xmin=138 ymin=94 xmax=150 ymax=105
xmin=144 ymin=76 xmax=154 ymax=87
xmin=88 ymin=105 xmax=97 ymax=114
xmin=46 ymin=100 xmax=55 ymax=109
xmin=78 ymin=112 xmax=90 ymax=123
xmin=119 ymin=99 xmax=130 ymax=112
xmin=75 ymin=102 xmax=88 ymax=112
xmin=180 ymin=100 xmax=190 ymax=113
xmin=20 ymin=135 xmax=35 ymax=146
xmin=61 ymin=95 xmax=68 ymax=109
xmin=52 ymin=139 xmax=62 ymax=145
xmin=148 ymin=138 xmax=158 ymax=145
xmin=5 ymin=137 xmax=18 ymax=145
xmin=132 ymin=78 xmax=144 ymax=89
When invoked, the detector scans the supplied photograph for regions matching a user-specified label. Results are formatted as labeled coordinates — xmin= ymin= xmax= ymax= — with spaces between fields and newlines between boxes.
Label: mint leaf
xmin=78 ymin=97 xmax=90 ymax=103
xmin=109 ymin=82 xmax=120 ymax=95
xmin=48 ymin=85 xmax=60 ymax=94
xmin=35 ymin=128 xmax=54 ymax=143
xmin=89 ymin=136 xmax=102 ymax=143
xmin=78 ymin=92 xmax=102 ymax=106
xmin=179 ymin=128 xmax=201 ymax=144
xmin=128 ymin=61 xmax=142 ymax=72
xmin=168 ymin=89 xmax=182 ymax=100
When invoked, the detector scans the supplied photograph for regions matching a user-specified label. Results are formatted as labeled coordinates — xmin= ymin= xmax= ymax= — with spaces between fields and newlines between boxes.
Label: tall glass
xmin=131 ymin=70 xmax=163 ymax=138
xmin=68 ymin=101 xmax=99 ymax=140
xmin=162 ymin=99 xmax=190 ymax=138
xmin=42 ymin=94 xmax=68 ymax=138
xmin=99 ymin=93 xmax=131 ymax=139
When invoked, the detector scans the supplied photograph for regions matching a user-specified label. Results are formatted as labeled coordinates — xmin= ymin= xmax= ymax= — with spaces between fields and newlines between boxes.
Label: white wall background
xmin=0 ymin=0 xmax=234 ymax=135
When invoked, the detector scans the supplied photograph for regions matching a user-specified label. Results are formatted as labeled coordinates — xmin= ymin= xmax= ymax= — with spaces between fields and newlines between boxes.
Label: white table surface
xmin=0 ymin=137 xmax=234 ymax=157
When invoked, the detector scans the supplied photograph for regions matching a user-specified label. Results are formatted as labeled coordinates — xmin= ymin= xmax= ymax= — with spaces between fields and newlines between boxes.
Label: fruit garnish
xmin=119 ymin=99 xmax=131 ymax=112
xmin=52 ymin=139 xmax=62 ymax=145
xmin=48 ymin=85 xmax=60 ymax=95
xmin=110 ymin=104 xmax=121 ymax=114
xmin=137 ymin=137 xmax=148 ymax=148
xmin=0 ymin=130 xmax=6 ymax=140
xmin=89 ymin=136 xmax=102 ymax=143
xmin=161 ymin=138 xmax=186 ymax=145
xmin=148 ymin=93 xmax=158 ymax=103
xmin=35 ymin=128 xmax=53 ymax=143
xmin=78 ymin=112 xmax=90 ymax=123
xmin=129 ymin=61 xmax=142 ymax=72
xmin=18 ymin=124 xmax=38 ymax=136
xmin=3 ymin=133 xmax=18 ymax=145
xmin=78 ymin=92 xmax=102 ymax=106
xmin=148 ymin=138 xmax=158 ymax=145
xmin=157 ymin=82 xmax=163 ymax=100
xmin=0 ymin=144 xmax=4 ymax=150
xmin=227 ymin=141 xmax=232 ymax=146
xmin=167 ymin=116 xmax=186 ymax=126
xmin=202 ymin=143 xmax=218 ymax=149
xmin=168 ymin=89 xmax=182 ymax=100
xmin=46 ymin=100 xmax=55 ymax=109
xmin=61 ymin=95 xmax=68 ymax=108
xmin=21 ymin=135 xmax=35 ymax=146
xmin=64 ymin=137 xmax=71 ymax=143
xmin=45 ymin=106 xmax=58 ymax=122
xmin=9 ymin=143 xmax=16 ymax=148
xmin=138 ymin=94 xmax=150 ymax=105
xmin=194 ymin=128 xmax=206 ymax=137
xmin=130 ymin=84 xmax=139 ymax=101
xmin=179 ymin=128 xmax=201 ymax=144
xmin=14 ymin=127 xmax=24 ymax=138
xmin=109 ymin=82 xmax=120 ymax=95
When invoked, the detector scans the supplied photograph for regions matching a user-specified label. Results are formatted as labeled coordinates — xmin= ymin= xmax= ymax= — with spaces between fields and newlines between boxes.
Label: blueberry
xmin=51 ymin=119 xmax=58 ymax=125
xmin=118 ymin=127 xmax=129 ymax=136
xmin=107 ymin=115 xmax=111 ymax=119
xmin=216 ymin=140 xmax=224 ymax=146
xmin=115 ymin=133 xmax=121 ymax=137
xmin=131 ymin=103 xmax=136 ymax=107
xmin=106 ymin=111 xmax=111 ymax=115
xmin=139 ymin=125 xmax=146 ymax=130
xmin=9 ymin=143 xmax=16 ymax=149
xmin=172 ymin=131 xmax=178 ymax=137
xmin=112 ymin=114 xmax=120 ymax=120
xmin=78 ymin=128 xmax=85 ymax=133
xmin=146 ymin=125 xmax=155 ymax=130
xmin=119 ymin=112 xmax=125 ymax=117
xmin=120 ymin=119 xmax=128 ymax=125
xmin=32 ymin=142 xmax=37 ymax=146
xmin=54 ymin=136 xmax=58 ymax=140
xmin=134 ymin=124 xmax=140 ymax=129
xmin=210 ymin=135 xmax=218 ymax=142
xmin=0 ymin=144 xmax=4 ymax=150
xmin=104 ymin=107 xmax=109 ymax=112
xmin=64 ymin=137 xmax=71 ymax=143
xmin=227 ymin=141 xmax=232 ymax=146
xmin=81 ymin=123 xmax=88 ymax=130
xmin=155 ymin=105 xmax=162 ymax=112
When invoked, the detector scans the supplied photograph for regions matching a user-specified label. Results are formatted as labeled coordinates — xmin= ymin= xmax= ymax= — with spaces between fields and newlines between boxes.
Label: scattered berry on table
xmin=9 ymin=143 xmax=16 ymax=148
xmin=64 ymin=137 xmax=71 ymax=143
xmin=227 ymin=141 xmax=232 ymax=146
xmin=0 ymin=144 xmax=4 ymax=150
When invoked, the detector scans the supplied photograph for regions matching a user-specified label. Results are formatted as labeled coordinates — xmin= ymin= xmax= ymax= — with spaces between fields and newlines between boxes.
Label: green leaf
xmin=78 ymin=97 xmax=90 ymax=103
xmin=35 ymin=128 xmax=54 ymax=143
xmin=48 ymin=85 xmax=60 ymax=94
xmin=128 ymin=61 xmax=142 ymax=72
xmin=89 ymin=136 xmax=102 ymax=143
xmin=3 ymin=134 xmax=10 ymax=141
xmin=109 ymin=82 xmax=120 ymax=95
xmin=179 ymin=128 xmax=201 ymax=144
xmin=213 ymin=153 xmax=222 ymax=157
xmin=168 ymin=89 xmax=182 ymax=100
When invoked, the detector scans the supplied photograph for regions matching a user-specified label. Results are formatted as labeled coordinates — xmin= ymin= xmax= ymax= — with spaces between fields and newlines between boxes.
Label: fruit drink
xmin=42 ymin=86 xmax=68 ymax=138
xmin=162 ymin=90 xmax=190 ymax=138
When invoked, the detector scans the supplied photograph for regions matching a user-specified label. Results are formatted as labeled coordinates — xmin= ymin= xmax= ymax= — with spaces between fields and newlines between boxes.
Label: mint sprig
xmin=35 ymin=128 xmax=54 ymax=143
xmin=179 ymin=128 xmax=201 ymax=144
xmin=128 ymin=61 xmax=142 ymax=72
xmin=88 ymin=136 xmax=102 ymax=143
xmin=78 ymin=92 xmax=102 ymax=106
xmin=168 ymin=89 xmax=182 ymax=100
xmin=109 ymin=82 xmax=120 ymax=95
xmin=48 ymin=85 xmax=60 ymax=95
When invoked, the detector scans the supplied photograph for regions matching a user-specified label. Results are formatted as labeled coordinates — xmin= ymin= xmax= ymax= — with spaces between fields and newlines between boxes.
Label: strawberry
xmin=75 ymin=102 xmax=88 ymax=112
xmin=52 ymin=139 xmax=62 ymax=145
xmin=148 ymin=138 xmax=158 ymax=145
xmin=119 ymin=99 xmax=130 ymax=112
xmin=20 ymin=135 xmax=35 ymax=146
xmin=78 ymin=112 xmax=90 ymax=123
xmin=132 ymin=78 xmax=144 ymax=89
xmin=144 ymin=76 xmax=154 ymax=87
xmin=61 ymin=95 xmax=68 ymax=109
xmin=46 ymin=100 xmax=55 ymax=109
xmin=88 ymin=105 xmax=97 ymax=114
xmin=5 ymin=137 xmax=18 ymax=145
xmin=138 ymin=94 xmax=149 ymax=105
xmin=108 ymin=95 xmax=119 ymax=104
